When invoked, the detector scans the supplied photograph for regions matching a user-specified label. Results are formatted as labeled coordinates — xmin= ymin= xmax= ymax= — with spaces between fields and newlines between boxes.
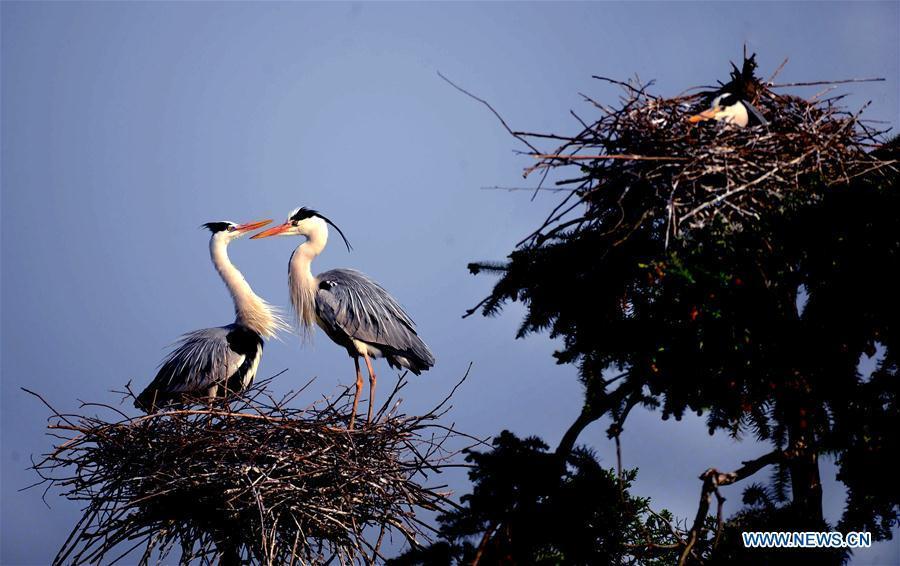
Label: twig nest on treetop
xmin=28 ymin=376 xmax=470 ymax=565
xmin=524 ymin=54 xmax=896 ymax=244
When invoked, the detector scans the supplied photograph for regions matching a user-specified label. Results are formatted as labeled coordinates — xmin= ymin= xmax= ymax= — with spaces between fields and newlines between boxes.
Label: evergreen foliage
xmin=465 ymin=56 xmax=898 ymax=562
xmin=389 ymin=431 xmax=679 ymax=565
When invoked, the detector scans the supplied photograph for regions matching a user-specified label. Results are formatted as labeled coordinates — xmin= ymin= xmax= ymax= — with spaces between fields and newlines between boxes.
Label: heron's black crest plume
xmin=711 ymin=52 xmax=761 ymax=103
xmin=717 ymin=92 xmax=740 ymax=107
xmin=202 ymin=221 xmax=233 ymax=233
xmin=290 ymin=207 xmax=353 ymax=253
xmin=289 ymin=207 xmax=321 ymax=222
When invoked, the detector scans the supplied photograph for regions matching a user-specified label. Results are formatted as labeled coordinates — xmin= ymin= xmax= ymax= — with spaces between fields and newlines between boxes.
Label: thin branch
xmin=769 ymin=77 xmax=885 ymax=88
xmin=529 ymin=153 xmax=686 ymax=162
xmin=678 ymin=449 xmax=786 ymax=566
xmin=437 ymin=71 xmax=539 ymax=154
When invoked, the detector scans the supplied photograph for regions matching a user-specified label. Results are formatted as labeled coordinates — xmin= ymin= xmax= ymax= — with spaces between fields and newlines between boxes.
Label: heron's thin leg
xmin=364 ymin=353 xmax=377 ymax=425
xmin=349 ymin=357 xmax=363 ymax=430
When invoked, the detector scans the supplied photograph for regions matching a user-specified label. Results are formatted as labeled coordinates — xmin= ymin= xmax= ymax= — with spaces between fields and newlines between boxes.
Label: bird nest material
xmin=28 ymin=374 xmax=472 ymax=566
xmin=504 ymin=55 xmax=895 ymax=247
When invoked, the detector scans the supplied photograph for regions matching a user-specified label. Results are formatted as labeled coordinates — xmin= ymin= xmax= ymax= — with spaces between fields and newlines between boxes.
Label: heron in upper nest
xmin=688 ymin=90 xmax=769 ymax=128
xmin=689 ymin=52 xmax=769 ymax=128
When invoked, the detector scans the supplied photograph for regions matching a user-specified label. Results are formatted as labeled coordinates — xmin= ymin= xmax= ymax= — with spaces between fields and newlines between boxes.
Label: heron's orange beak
xmin=250 ymin=222 xmax=292 ymax=239
xmin=235 ymin=219 xmax=273 ymax=233
xmin=688 ymin=107 xmax=720 ymax=123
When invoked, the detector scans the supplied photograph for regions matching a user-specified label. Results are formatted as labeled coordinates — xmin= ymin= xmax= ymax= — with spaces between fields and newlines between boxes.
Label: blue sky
xmin=2 ymin=2 xmax=898 ymax=564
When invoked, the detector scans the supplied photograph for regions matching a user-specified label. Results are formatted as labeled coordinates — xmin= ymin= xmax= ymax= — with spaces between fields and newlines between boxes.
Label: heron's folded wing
xmin=746 ymin=101 xmax=769 ymax=126
xmin=150 ymin=326 xmax=244 ymax=394
xmin=316 ymin=269 xmax=419 ymax=344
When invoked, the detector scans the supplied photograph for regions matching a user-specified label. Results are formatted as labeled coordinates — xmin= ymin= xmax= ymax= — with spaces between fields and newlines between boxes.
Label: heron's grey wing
xmin=745 ymin=101 xmax=769 ymax=126
xmin=316 ymin=269 xmax=435 ymax=371
xmin=136 ymin=326 xmax=245 ymax=409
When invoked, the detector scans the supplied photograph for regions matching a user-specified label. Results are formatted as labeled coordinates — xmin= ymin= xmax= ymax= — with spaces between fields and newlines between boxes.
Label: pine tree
xmin=465 ymin=57 xmax=898 ymax=560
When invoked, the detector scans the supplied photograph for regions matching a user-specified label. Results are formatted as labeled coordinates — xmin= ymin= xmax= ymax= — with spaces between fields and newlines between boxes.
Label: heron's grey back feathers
xmin=315 ymin=268 xmax=435 ymax=374
xmin=135 ymin=324 xmax=262 ymax=411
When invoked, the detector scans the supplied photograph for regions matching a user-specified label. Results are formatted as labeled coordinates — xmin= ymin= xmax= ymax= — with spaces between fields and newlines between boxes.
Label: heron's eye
xmin=227 ymin=225 xmax=236 ymax=232
xmin=292 ymin=220 xmax=300 ymax=227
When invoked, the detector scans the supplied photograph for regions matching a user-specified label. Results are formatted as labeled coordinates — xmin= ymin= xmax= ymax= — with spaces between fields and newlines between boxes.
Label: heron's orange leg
xmin=349 ymin=357 xmax=364 ymax=430
xmin=364 ymin=353 xmax=377 ymax=424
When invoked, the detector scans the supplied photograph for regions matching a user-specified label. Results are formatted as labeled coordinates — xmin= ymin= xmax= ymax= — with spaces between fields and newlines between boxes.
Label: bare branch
xmin=437 ymin=71 xmax=539 ymax=154
xmin=769 ymin=77 xmax=885 ymax=88
xmin=678 ymin=449 xmax=786 ymax=566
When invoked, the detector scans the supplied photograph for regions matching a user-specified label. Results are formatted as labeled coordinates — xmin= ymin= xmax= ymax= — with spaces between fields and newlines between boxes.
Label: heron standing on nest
xmin=252 ymin=207 xmax=435 ymax=429
xmin=135 ymin=219 xmax=287 ymax=412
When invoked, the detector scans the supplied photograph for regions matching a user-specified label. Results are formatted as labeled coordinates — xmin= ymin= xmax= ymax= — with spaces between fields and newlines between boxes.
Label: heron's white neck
xmin=210 ymin=237 xmax=283 ymax=338
xmin=288 ymin=222 xmax=328 ymax=335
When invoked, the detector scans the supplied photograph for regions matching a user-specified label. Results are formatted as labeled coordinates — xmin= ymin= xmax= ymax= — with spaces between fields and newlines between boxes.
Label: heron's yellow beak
xmin=688 ymin=107 xmax=721 ymax=123
xmin=250 ymin=222 xmax=292 ymax=239
xmin=235 ymin=219 xmax=273 ymax=233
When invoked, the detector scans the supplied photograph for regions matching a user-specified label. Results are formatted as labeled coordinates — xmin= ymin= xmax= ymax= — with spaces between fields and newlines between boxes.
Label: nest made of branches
xmin=28 ymin=374 xmax=473 ymax=566
xmin=510 ymin=54 xmax=896 ymax=248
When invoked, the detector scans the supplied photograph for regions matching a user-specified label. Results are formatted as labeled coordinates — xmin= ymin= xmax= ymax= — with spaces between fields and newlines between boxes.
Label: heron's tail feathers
xmin=387 ymin=336 xmax=435 ymax=375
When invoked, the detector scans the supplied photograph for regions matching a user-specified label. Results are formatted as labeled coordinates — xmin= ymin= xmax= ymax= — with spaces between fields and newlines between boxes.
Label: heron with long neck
xmin=252 ymin=207 xmax=435 ymax=429
xmin=135 ymin=219 xmax=288 ymax=412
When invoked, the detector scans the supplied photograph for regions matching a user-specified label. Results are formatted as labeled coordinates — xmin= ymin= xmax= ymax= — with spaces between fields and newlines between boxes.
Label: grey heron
xmin=135 ymin=219 xmax=288 ymax=412
xmin=251 ymin=207 xmax=435 ymax=429
xmin=688 ymin=91 xmax=768 ymax=128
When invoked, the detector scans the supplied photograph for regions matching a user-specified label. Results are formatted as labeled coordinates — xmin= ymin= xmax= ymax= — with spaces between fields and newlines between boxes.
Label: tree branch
xmin=437 ymin=71 xmax=539 ymax=154
xmin=678 ymin=449 xmax=786 ymax=566
xmin=555 ymin=381 xmax=636 ymax=458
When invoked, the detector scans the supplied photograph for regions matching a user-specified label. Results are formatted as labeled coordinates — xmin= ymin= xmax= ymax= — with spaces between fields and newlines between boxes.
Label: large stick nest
xmin=28 ymin=374 xmax=473 ymax=565
xmin=513 ymin=54 xmax=895 ymax=247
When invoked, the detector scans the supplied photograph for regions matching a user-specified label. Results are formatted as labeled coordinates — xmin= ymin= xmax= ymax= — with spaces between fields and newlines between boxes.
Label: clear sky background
xmin=2 ymin=2 xmax=898 ymax=564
